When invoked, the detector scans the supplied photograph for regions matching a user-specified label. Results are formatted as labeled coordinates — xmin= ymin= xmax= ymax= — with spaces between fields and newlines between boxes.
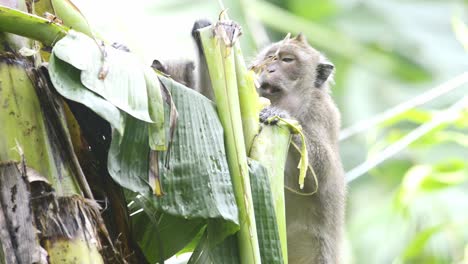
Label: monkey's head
xmin=151 ymin=59 xmax=195 ymax=88
xmin=251 ymin=33 xmax=334 ymax=107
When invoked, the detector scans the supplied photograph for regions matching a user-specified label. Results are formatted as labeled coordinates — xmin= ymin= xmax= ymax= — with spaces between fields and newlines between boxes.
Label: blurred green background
xmin=75 ymin=0 xmax=468 ymax=263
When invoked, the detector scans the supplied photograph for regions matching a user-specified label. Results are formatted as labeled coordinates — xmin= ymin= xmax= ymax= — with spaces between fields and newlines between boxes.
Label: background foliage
xmin=73 ymin=0 xmax=468 ymax=263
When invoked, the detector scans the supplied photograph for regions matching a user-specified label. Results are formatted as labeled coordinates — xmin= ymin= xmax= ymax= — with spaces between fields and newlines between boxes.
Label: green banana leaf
xmin=249 ymin=159 xmax=284 ymax=264
xmin=188 ymin=159 xmax=284 ymax=264
xmin=48 ymin=30 xmax=167 ymax=193
xmin=130 ymin=193 xmax=205 ymax=262
xmin=155 ymin=77 xmax=238 ymax=225
xmin=145 ymin=67 xmax=166 ymax=151
xmin=108 ymin=113 xmax=152 ymax=194
xmin=188 ymin=232 xmax=240 ymax=264
xmin=48 ymin=54 xmax=125 ymax=134
xmin=52 ymin=30 xmax=154 ymax=123
xmin=128 ymin=77 xmax=240 ymax=262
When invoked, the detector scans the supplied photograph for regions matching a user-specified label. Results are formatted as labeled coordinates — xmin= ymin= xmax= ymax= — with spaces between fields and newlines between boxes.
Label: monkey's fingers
xmin=259 ymin=106 xmax=290 ymax=125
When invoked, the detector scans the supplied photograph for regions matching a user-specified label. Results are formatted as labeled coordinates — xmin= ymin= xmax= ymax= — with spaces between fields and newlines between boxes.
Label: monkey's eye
xmin=281 ymin=57 xmax=294 ymax=63
xmin=267 ymin=55 xmax=277 ymax=61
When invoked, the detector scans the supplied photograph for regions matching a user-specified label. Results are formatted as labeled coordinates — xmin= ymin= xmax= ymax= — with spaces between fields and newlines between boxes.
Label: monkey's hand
xmin=259 ymin=106 xmax=290 ymax=125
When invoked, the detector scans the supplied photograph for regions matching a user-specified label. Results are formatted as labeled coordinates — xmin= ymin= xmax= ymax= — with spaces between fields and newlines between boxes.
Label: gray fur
xmin=254 ymin=35 xmax=346 ymax=264
xmin=152 ymin=20 xmax=213 ymax=99
xmin=151 ymin=59 xmax=196 ymax=88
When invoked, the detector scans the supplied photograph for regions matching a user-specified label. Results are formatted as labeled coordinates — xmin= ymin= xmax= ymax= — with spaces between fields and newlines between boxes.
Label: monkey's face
xmin=256 ymin=44 xmax=305 ymax=102
xmin=253 ymin=36 xmax=333 ymax=108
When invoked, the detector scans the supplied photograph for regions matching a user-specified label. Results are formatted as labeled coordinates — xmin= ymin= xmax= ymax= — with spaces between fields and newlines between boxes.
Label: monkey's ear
xmin=186 ymin=61 xmax=195 ymax=71
xmin=294 ymin=33 xmax=307 ymax=44
xmin=315 ymin=63 xmax=334 ymax=88
xmin=151 ymin=59 xmax=166 ymax=72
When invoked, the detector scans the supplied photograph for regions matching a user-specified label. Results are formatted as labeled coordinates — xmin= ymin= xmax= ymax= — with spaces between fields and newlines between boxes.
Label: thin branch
xmin=346 ymin=95 xmax=468 ymax=183
xmin=340 ymin=72 xmax=468 ymax=141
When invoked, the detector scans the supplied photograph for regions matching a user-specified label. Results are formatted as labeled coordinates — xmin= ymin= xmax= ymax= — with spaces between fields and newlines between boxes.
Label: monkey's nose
xmin=266 ymin=64 xmax=276 ymax=73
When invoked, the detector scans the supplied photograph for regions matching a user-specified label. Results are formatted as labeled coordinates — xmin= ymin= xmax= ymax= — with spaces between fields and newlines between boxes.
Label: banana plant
xmin=0 ymin=2 xmax=299 ymax=264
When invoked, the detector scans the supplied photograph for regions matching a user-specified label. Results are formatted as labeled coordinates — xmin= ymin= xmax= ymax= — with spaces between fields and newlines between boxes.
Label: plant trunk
xmin=0 ymin=1 xmax=121 ymax=263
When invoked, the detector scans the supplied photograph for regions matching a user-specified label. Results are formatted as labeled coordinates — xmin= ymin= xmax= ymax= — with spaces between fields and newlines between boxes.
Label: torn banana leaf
xmin=155 ymin=76 xmax=237 ymax=225
xmin=48 ymin=53 xmax=125 ymax=135
xmin=128 ymin=77 xmax=240 ymax=262
xmin=52 ymin=30 xmax=154 ymax=123
xmin=49 ymin=30 xmax=167 ymax=192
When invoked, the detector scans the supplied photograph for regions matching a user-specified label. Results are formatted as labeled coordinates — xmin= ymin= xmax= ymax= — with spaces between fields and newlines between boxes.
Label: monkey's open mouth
xmin=259 ymin=82 xmax=281 ymax=95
